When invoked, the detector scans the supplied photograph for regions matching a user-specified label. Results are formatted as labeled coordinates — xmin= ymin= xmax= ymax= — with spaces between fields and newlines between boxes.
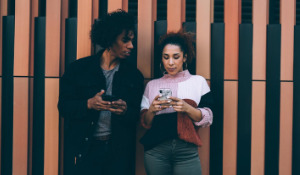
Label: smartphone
xmin=158 ymin=88 xmax=172 ymax=101
xmin=102 ymin=94 xmax=118 ymax=102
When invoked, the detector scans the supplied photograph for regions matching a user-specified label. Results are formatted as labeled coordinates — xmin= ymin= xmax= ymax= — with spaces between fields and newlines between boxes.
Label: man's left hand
xmin=109 ymin=99 xmax=127 ymax=115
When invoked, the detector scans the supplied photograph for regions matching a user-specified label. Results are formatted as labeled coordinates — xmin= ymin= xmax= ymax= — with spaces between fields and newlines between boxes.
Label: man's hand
xmin=87 ymin=90 xmax=112 ymax=111
xmin=109 ymin=99 xmax=127 ymax=115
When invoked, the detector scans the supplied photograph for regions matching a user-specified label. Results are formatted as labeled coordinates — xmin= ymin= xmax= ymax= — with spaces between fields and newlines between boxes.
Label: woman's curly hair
xmin=158 ymin=30 xmax=196 ymax=64
xmin=90 ymin=9 xmax=135 ymax=49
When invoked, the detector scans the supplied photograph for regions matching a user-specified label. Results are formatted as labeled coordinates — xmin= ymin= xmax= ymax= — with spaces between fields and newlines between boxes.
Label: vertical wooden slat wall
xmin=0 ymin=0 xmax=298 ymax=175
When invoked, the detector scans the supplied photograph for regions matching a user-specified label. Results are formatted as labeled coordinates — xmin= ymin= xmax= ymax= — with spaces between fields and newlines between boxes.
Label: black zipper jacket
xmin=58 ymin=50 xmax=144 ymax=174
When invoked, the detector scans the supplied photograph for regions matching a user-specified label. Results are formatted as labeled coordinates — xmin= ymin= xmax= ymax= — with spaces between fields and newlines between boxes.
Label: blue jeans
xmin=144 ymin=139 xmax=202 ymax=175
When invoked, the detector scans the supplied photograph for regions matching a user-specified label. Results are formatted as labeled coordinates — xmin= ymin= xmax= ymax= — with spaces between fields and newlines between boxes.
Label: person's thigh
xmin=88 ymin=140 xmax=112 ymax=175
xmin=144 ymin=141 xmax=173 ymax=175
xmin=173 ymin=140 xmax=202 ymax=175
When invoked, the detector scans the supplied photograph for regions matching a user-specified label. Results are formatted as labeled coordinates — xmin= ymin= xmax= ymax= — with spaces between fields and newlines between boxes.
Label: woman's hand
xmin=168 ymin=96 xmax=203 ymax=122
xmin=87 ymin=90 xmax=112 ymax=111
xmin=168 ymin=96 xmax=190 ymax=113
xmin=143 ymin=95 xmax=171 ymax=126
xmin=148 ymin=95 xmax=171 ymax=114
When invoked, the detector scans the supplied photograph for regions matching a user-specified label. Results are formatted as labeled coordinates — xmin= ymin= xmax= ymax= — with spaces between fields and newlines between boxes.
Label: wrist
xmin=87 ymin=99 xmax=91 ymax=109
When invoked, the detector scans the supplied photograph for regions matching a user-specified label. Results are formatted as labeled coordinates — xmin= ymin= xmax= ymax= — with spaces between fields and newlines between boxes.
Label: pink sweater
xmin=141 ymin=70 xmax=213 ymax=127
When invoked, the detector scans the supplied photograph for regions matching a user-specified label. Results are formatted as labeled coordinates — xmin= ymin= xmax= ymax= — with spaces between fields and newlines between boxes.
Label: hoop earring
xmin=183 ymin=62 xmax=188 ymax=70
xmin=160 ymin=63 xmax=165 ymax=73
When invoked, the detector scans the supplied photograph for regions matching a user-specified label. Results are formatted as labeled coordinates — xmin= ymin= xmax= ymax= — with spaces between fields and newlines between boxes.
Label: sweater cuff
xmin=193 ymin=107 xmax=213 ymax=127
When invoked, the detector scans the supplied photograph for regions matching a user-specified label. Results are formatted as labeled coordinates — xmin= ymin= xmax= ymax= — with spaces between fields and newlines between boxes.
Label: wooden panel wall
xmin=0 ymin=0 xmax=298 ymax=175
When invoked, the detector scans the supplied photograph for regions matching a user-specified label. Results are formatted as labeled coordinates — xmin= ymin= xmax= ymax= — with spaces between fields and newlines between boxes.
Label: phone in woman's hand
xmin=158 ymin=88 xmax=172 ymax=101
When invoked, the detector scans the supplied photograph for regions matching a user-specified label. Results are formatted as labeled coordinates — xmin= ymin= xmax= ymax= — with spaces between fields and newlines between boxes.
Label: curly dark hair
xmin=90 ymin=9 xmax=135 ymax=49
xmin=158 ymin=30 xmax=195 ymax=64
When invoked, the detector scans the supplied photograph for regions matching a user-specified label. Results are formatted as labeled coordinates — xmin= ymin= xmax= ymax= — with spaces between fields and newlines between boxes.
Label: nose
xmin=169 ymin=58 xmax=174 ymax=65
xmin=127 ymin=41 xmax=134 ymax=49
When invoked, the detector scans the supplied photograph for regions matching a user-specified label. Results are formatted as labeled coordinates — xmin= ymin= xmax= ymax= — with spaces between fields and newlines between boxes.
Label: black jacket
xmin=58 ymin=51 xmax=144 ymax=174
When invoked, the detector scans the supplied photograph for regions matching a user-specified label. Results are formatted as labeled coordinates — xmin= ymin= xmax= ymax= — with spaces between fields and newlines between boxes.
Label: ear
xmin=183 ymin=54 xmax=187 ymax=62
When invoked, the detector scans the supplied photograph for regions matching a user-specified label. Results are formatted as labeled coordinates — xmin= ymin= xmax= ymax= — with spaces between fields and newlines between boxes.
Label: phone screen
xmin=158 ymin=88 xmax=172 ymax=101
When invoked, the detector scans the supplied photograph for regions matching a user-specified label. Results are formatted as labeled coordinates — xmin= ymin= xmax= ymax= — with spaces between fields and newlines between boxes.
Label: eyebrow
xmin=163 ymin=53 xmax=180 ymax=55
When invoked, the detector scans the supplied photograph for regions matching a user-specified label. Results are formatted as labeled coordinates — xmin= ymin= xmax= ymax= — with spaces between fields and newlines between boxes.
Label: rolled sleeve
xmin=193 ymin=107 xmax=213 ymax=127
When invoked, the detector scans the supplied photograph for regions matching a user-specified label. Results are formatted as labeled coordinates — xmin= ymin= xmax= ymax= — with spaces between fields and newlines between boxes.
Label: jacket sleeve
xmin=57 ymin=66 xmax=91 ymax=119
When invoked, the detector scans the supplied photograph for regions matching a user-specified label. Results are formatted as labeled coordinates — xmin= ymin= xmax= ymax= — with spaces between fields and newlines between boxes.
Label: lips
xmin=167 ymin=68 xmax=176 ymax=72
xmin=124 ymin=51 xmax=131 ymax=56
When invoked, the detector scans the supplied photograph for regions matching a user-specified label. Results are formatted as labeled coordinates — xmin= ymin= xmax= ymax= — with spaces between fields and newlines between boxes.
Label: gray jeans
xmin=144 ymin=139 xmax=202 ymax=175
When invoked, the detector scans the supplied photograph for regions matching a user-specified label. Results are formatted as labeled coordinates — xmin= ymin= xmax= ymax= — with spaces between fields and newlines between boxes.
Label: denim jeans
xmin=144 ymin=139 xmax=202 ymax=175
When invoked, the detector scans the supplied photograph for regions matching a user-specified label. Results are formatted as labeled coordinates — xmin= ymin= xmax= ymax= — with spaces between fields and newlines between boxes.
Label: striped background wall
xmin=0 ymin=0 xmax=299 ymax=175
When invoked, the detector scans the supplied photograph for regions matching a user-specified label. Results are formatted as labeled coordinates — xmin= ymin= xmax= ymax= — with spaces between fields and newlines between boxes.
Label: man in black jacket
xmin=58 ymin=10 xmax=144 ymax=175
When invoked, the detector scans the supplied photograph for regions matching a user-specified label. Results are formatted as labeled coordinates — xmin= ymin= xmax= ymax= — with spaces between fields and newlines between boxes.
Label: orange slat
xmin=77 ymin=0 xmax=92 ymax=59
xmin=123 ymin=0 xmax=128 ymax=12
xmin=252 ymin=0 xmax=268 ymax=80
xmin=279 ymin=82 xmax=293 ymax=175
xmin=13 ymin=78 xmax=29 ymax=175
xmin=44 ymin=79 xmax=60 ymax=175
xmin=198 ymin=127 xmax=210 ymax=175
xmin=14 ymin=0 xmax=30 ymax=76
xmin=280 ymin=0 xmax=295 ymax=81
xmin=45 ymin=0 xmax=61 ymax=77
xmin=196 ymin=0 xmax=211 ymax=79
xmin=223 ymin=81 xmax=238 ymax=175
xmin=251 ymin=81 xmax=266 ymax=175
xmin=108 ymin=0 xmax=123 ymax=12
xmin=137 ymin=0 xmax=154 ymax=78
xmin=224 ymin=0 xmax=240 ymax=80
xmin=167 ymin=0 xmax=184 ymax=32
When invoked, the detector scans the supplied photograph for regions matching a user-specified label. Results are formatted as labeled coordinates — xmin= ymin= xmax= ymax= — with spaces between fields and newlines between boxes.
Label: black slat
xmin=269 ymin=0 xmax=280 ymax=24
xmin=153 ymin=20 xmax=167 ymax=79
xmin=39 ymin=0 xmax=46 ymax=17
xmin=265 ymin=24 xmax=281 ymax=175
xmin=69 ymin=0 xmax=78 ymax=18
xmin=293 ymin=25 xmax=300 ymax=175
xmin=210 ymin=23 xmax=224 ymax=175
xmin=182 ymin=22 xmax=196 ymax=75
xmin=297 ymin=0 xmax=300 ymax=25
xmin=7 ymin=0 xmax=15 ymax=15
xmin=237 ymin=24 xmax=253 ymax=175
xmin=99 ymin=0 xmax=108 ymax=19
xmin=185 ymin=0 xmax=196 ymax=22
xmin=214 ymin=0 xmax=224 ymax=23
xmin=241 ymin=0 xmax=252 ymax=23
xmin=32 ymin=17 xmax=46 ymax=175
xmin=128 ymin=0 xmax=138 ymax=22
xmin=1 ymin=15 xmax=15 ymax=175
xmin=157 ymin=0 xmax=167 ymax=21
xmin=65 ymin=18 xmax=77 ymax=70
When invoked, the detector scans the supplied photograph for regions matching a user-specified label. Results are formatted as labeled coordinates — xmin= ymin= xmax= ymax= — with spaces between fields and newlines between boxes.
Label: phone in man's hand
xmin=102 ymin=94 xmax=118 ymax=102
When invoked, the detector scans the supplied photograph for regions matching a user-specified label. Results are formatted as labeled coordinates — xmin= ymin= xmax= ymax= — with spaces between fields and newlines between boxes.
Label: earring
xmin=160 ymin=63 xmax=167 ymax=75
xmin=183 ymin=62 xmax=188 ymax=70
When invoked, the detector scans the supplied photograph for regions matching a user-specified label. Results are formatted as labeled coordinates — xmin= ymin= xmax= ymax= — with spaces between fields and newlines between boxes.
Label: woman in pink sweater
xmin=140 ymin=30 xmax=213 ymax=175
